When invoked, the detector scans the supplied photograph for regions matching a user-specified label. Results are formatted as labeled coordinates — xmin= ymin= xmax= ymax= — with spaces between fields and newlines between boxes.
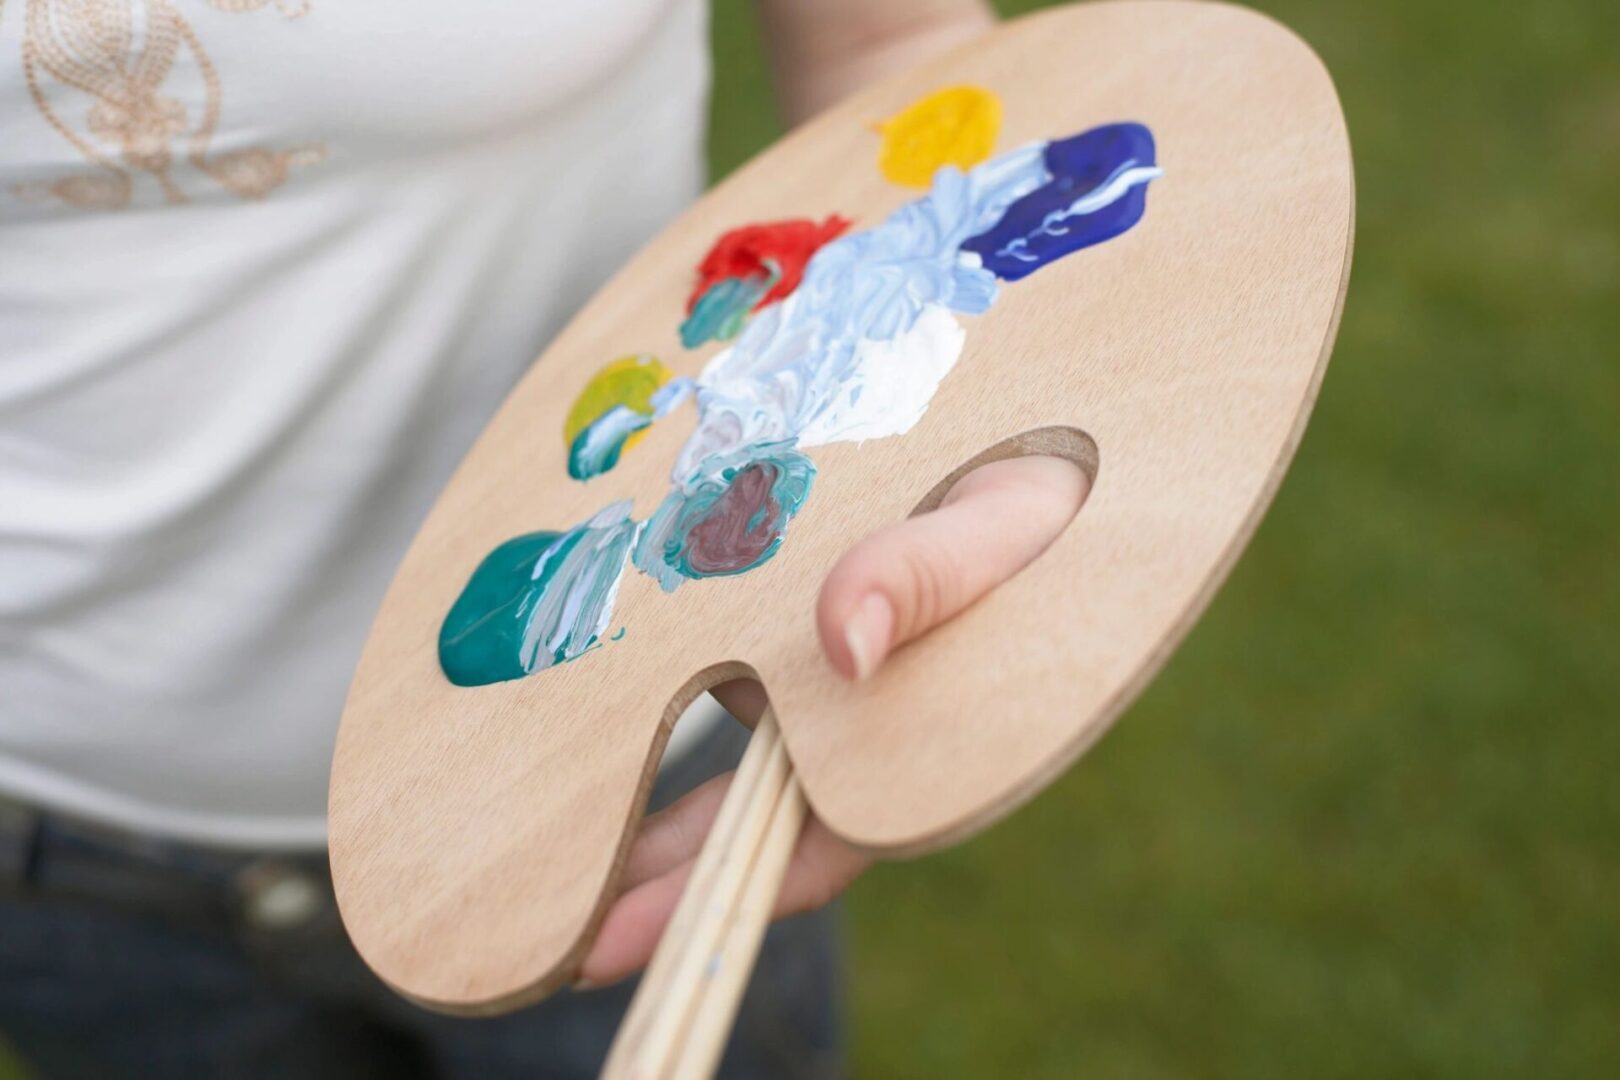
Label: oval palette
xmin=329 ymin=0 xmax=1354 ymax=1014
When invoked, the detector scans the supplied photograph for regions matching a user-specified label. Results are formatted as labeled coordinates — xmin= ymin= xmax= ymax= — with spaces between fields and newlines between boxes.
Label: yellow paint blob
xmin=876 ymin=85 xmax=1002 ymax=188
xmin=564 ymin=354 xmax=671 ymax=452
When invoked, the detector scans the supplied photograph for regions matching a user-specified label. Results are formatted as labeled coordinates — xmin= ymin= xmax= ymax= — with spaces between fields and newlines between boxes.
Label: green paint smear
xmin=438 ymin=501 xmax=638 ymax=686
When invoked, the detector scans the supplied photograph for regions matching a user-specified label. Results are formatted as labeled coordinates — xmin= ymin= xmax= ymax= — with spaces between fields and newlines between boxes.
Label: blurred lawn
xmin=711 ymin=0 xmax=1620 ymax=1076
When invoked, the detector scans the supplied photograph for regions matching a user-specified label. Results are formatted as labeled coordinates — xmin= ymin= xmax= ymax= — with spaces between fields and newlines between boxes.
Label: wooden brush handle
xmin=602 ymin=707 xmax=806 ymax=1080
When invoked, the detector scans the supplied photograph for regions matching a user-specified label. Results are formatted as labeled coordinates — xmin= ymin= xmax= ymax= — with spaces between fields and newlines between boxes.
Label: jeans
xmin=0 ymin=718 xmax=844 ymax=1079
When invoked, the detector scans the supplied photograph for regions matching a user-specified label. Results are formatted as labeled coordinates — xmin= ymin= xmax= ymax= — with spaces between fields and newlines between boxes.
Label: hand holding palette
xmin=328 ymin=0 xmax=1353 ymax=1033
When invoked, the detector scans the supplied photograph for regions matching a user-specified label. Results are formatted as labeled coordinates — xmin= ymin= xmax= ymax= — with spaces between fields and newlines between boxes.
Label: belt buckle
xmin=235 ymin=859 xmax=328 ymax=933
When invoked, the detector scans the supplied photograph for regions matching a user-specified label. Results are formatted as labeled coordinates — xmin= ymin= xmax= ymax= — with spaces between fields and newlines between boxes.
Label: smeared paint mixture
xmin=440 ymin=99 xmax=1161 ymax=686
xmin=635 ymin=443 xmax=815 ymax=592
xmin=564 ymin=355 xmax=690 ymax=480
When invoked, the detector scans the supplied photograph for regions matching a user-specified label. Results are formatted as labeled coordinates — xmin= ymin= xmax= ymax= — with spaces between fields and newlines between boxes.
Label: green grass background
xmin=710 ymin=0 xmax=1620 ymax=1076
xmin=2 ymin=2 xmax=1613 ymax=1077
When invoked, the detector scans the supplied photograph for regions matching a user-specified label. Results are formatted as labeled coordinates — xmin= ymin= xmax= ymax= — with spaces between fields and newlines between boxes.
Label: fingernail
xmin=843 ymin=593 xmax=893 ymax=681
xmin=572 ymin=977 xmax=599 ymax=992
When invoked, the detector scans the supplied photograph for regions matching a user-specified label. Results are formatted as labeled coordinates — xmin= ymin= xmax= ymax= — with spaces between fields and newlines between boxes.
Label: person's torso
xmin=0 ymin=0 xmax=711 ymax=847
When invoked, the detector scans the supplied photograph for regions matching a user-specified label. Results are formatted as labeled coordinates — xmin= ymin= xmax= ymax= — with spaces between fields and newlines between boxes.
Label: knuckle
xmin=895 ymin=537 xmax=963 ymax=637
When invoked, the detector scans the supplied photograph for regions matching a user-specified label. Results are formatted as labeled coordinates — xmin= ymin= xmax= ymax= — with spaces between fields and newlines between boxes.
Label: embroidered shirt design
xmin=6 ymin=0 xmax=322 ymax=209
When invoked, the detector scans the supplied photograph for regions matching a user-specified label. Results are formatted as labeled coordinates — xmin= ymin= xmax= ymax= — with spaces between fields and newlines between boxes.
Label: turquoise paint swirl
xmin=678 ymin=270 xmax=775 ymax=348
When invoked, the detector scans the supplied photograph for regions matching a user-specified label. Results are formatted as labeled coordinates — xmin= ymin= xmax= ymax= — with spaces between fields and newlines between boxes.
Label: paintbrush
xmin=601 ymin=707 xmax=803 ymax=1080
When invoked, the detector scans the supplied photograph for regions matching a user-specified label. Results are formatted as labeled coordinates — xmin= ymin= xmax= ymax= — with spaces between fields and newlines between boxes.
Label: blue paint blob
xmin=438 ymin=501 xmax=639 ymax=686
xmin=634 ymin=442 xmax=816 ymax=593
xmin=961 ymin=122 xmax=1161 ymax=281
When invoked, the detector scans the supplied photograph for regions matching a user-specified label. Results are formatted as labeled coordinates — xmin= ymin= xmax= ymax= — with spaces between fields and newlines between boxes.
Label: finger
xmin=578 ymin=817 xmax=869 ymax=987
xmin=619 ymin=772 xmax=734 ymax=890
xmin=772 ymin=816 xmax=870 ymax=918
xmin=579 ymin=861 xmax=694 ymax=987
xmin=817 ymin=454 xmax=1088 ymax=680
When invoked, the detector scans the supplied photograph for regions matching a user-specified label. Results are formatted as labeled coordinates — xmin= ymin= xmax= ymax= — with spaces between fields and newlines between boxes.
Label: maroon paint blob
xmin=681 ymin=464 xmax=784 ymax=575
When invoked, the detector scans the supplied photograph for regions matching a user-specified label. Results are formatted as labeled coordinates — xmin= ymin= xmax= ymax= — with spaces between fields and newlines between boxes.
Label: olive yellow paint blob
xmin=563 ymin=354 xmax=670 ymax=455
xmin=876 ymin=85 xmax=1002 ymax=188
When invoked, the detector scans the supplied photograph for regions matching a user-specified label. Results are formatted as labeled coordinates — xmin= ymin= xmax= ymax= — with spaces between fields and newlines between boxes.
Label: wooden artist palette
xmin=329 ymin=0 xmax=1353 ymax=1014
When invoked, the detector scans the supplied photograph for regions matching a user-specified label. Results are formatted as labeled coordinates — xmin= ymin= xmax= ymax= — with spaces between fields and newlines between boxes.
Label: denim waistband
xmin=0 ymin=709 xmax=750 ymax=938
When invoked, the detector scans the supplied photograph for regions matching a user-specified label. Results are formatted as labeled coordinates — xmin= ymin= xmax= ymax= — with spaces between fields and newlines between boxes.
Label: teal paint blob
xmin=568 ymin=404 xmax=653 ymax=480
xmin=678 ymin=271 xmax=773 ymax=348
xmin=634 ymin=442 xmax=815 ymax=592
xmin=439 ymin=501 xmax=639 ymax=686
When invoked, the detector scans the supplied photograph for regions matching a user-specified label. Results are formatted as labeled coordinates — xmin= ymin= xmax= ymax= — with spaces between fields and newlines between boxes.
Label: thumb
xmin=816 ymin=454 xmax=1089 ymax=680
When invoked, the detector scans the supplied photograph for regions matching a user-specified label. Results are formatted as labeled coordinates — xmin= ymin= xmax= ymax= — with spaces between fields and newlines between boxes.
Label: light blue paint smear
xmin=634 ymin=442 xmax=816 ymax=593
xmin=568 ymin=378 xmax=695 ymax=481
xmin=438 ymin=501 xmax=640 ymax=686
xmin=673 ymin=145 xmax=1051 ymax=481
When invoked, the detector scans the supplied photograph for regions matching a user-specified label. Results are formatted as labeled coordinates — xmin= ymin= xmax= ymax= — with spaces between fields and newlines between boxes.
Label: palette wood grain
xmin=328 ymin=0 xmax=1354 ymax=1014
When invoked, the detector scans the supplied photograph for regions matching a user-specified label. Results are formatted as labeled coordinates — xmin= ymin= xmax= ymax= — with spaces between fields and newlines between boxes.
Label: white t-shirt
xmin=0 ymin=0 xmax=713 ymax=848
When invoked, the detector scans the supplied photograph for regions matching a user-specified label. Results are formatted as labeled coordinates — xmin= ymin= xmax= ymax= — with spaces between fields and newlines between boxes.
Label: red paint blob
xmin=686 ymin=215 xmax=852 ymax=314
